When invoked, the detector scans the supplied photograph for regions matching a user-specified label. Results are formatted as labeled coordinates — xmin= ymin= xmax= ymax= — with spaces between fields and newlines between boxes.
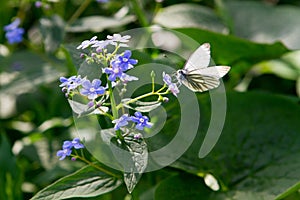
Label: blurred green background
xmin=1 ymin=0 xmax=300 ymax=199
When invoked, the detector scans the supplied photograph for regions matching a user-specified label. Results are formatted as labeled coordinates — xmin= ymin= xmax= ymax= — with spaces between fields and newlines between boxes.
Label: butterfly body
xmin=176 ymin=43 xmax=230 ymax=92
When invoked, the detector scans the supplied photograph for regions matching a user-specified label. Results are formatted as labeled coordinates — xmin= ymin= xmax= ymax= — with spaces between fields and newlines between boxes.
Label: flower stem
xmin=67 ymin=0 xmax=92 ymax=25
xmin=73 ymin=154 xmax=121 ymax=178
xmin=107 ymin=77 xmax=123 ymax=139
xmin=116 ymin=86 xmax=168 ymax=110
xmin=129 ymin=0 xmax=149 ymax=27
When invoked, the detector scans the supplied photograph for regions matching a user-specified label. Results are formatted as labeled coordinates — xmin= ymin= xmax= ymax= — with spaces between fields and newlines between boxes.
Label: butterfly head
xmin=176 ymin=69 xmax=187 ymax=81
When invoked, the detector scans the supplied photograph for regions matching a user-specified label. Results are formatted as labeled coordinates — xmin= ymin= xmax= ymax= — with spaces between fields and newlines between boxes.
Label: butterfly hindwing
xmin=181 ymin=73 xmax=220 ymax=92
xmin=193 ymin=66 xmax=231 ymax=78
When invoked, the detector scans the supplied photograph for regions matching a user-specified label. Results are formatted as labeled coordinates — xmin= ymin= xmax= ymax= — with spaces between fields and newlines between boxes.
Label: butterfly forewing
xmin=184 ymin=43 xmax=211 ymax=72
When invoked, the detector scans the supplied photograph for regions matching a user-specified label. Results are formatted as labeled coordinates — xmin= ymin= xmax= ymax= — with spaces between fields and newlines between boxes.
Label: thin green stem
xmin=129 ymin=0 xmax=149 ymax=27
xmin=116 ymin=85 xmax=169 ymax=110
xmin=108 ymin=80 xmax=118 ymax=118
xmin=107 ymin=78 xmax=123 ymax=139
xmin=67 ymin=0 xmax=92 ymax=25
xmin=151 ymin=74 xmax=155 ymax=93
xmin=156 ymin=84 xmax=167 ymax=93
xmin=73 ymin=154 xmax=121 ymax=178
xmin=116 ymin=91 xmax=153 ymax=110
xmin=106 ymin=45 xmax=120 ymax=62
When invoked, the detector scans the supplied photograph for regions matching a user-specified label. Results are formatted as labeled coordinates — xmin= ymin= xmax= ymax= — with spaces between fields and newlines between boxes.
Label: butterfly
xmin=176 ymin=43 xmax=230 ymax=92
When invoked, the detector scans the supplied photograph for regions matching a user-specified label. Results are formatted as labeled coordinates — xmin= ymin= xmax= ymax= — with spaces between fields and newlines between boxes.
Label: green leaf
xmin=111 ymin=134 xmax=148 ymax=193
xmin=39 ymin=15 xmax=65 ymax=53
xmin=154 ymin=3 xmax=227 ymax=33
xmin=174 ymin=28 xmax=288 ymax=66
xmin=31 ymin=165 xmax=122 ymax=200
xmin=78 ymin=60 xmax=103 ymax=80
xmin=224 ymin=1 xmax=300 ymax=49
xmin=252 ymin=50 xmax=300 ymax=80
xmin=68 ymin=99 xmax=109 ymax=117
xmin=171 ymin=92 xmax=300 ymax=199
xmin=0 ymin=51 xmax=64 ymax=95
xmin=0 ymin=134 xmax=23 ymax=200
xmin=121 ymin=98 xmax=162 ymax=112
xmin=297 ymin=77 xmax=300 ymax=97
xmin=66 ymin=15 xmax=135 ymax=33
xmin=236 ymin=50 xmax=300 ymax=92
xmin=154 ymin=174 xmax=213 ymax=200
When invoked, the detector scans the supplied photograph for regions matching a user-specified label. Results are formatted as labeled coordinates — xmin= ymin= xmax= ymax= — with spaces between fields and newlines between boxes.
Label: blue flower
xmin=130 ymin=112 xmax=153 ymax=130
xmin=103 ymin=65 xmax=124 ymax=82
xmin=77 ymin=36 xmax=98 ymax=49
xmin=103 ymin=51 xmax=138 ymax=82
xmin=80 ymin=79 xmax=105 ymax=100
xmin=4 ymin=18 xmax=24 ymax=44
xmin=57 ymin=138 xmax=84 ymax=160
xmin=111 ymin=50 xmax=138 ymax=71
xmin=71 ymin=138 xmax=85 ymax=149
xmin=59 ymin=75 xmax=84 ymax=93
xmin=112 ymin=114 xmax=131 ymax=130
xmin=120 ymin=73 xmax=138 ymax=83
xmin=91 ymin=40 xmax=111 ymax=52
xmin=107 ymin=34 xmax=131 ymax=47
xmin=163 ymin=72 xmax=180 ymax=97
xmin=62 ymin=138 xmax=84 ymax=149
xmin=57 ymin=148 xmax=72 ymax=160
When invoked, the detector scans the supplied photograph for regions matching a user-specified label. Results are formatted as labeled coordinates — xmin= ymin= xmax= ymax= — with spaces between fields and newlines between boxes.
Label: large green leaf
xmin=170 ymin=92 xmax=300 ymax=199
xmin=224 ymin=1 xmax=300 ymax=49
xmin=0 ymin=134 xmax=23 ymax=200
xmin=154 ymin=3 xmax=227 ymax=33
xmin=235 ymin=50 xmax=300 ymax=93
xmin=174 ymin=28 xmax=288 ymax=66
xmin=111 ymin=133 xmax=148 ymax=193
xmin=39 ymin=15 xmax=65 ymax=53
xmin=121 ymin=98 xmax=162 ymax=112
xmin=0 ymin=51 xmax=64 ymax=95
xmin=31 ymin=165 xmax=122 ymax=200
xmin=154 ymin=174 xmax=213 ymax=200
xmin=66 ymin=15 xmax=135 ymax=33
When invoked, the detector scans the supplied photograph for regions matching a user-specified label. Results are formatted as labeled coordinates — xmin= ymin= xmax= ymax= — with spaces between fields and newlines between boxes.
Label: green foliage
xmin=67 ymin=15 xmax=136 ymax=33
xmin=154 ymin=3 xmax=227 ymax=33
xmin=154 ymin=174 xmax=213 ymax=200
xmin=224 ymin=1 xmax=300 ymax=49
xmin=172 ymin=91 xmax=300 ymax=199
xmin=31 ymin=165 xmax=122 ymax=200
xmin=0 ymin=134 xmax=23 ymax=200
xmin=40 ymin=15 xmax=66 ymax=53
xmin=1 ymin=0 xmax=300 ymax=199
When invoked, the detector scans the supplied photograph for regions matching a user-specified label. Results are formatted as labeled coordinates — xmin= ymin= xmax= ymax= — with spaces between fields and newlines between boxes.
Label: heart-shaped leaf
xmin=31 ymin=165 xmax=122 ymax=200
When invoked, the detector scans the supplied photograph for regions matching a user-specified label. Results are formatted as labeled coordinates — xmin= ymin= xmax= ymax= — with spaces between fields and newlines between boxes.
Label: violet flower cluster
xmin=4 ymin=18 xmax=24 ymax=44
xmin=57 ymin=138 xmax=84 ymax=160
xmin=162 ymin=72 xmax=180 ymax=97
xmin=57 ymin=33 xmax=180 ymax=161
xmin=112 ymin=112 xmax=153 ymax=131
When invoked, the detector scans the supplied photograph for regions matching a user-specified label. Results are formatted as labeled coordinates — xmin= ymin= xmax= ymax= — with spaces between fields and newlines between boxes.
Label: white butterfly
xmin=176 ymin=43 xmax=230 ymax=92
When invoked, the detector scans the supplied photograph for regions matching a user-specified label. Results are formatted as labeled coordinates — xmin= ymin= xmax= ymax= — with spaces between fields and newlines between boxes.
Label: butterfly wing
xmin=180 ymin=66 xmax=230 ymax=92
xmin=195 ymin=66 xmax=231 ymax=78
xmin=184 ymin=43 xmax=211 ymax=72
xmin=181 ymin=73 xmax=220 ymax=92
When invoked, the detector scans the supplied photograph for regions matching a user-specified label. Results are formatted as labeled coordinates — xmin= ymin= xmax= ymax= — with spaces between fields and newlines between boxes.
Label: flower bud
xmin=163 ymin=97 xmax=169 ymax=103
xmin=80 ymin=53 xmax=86 ymax=59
